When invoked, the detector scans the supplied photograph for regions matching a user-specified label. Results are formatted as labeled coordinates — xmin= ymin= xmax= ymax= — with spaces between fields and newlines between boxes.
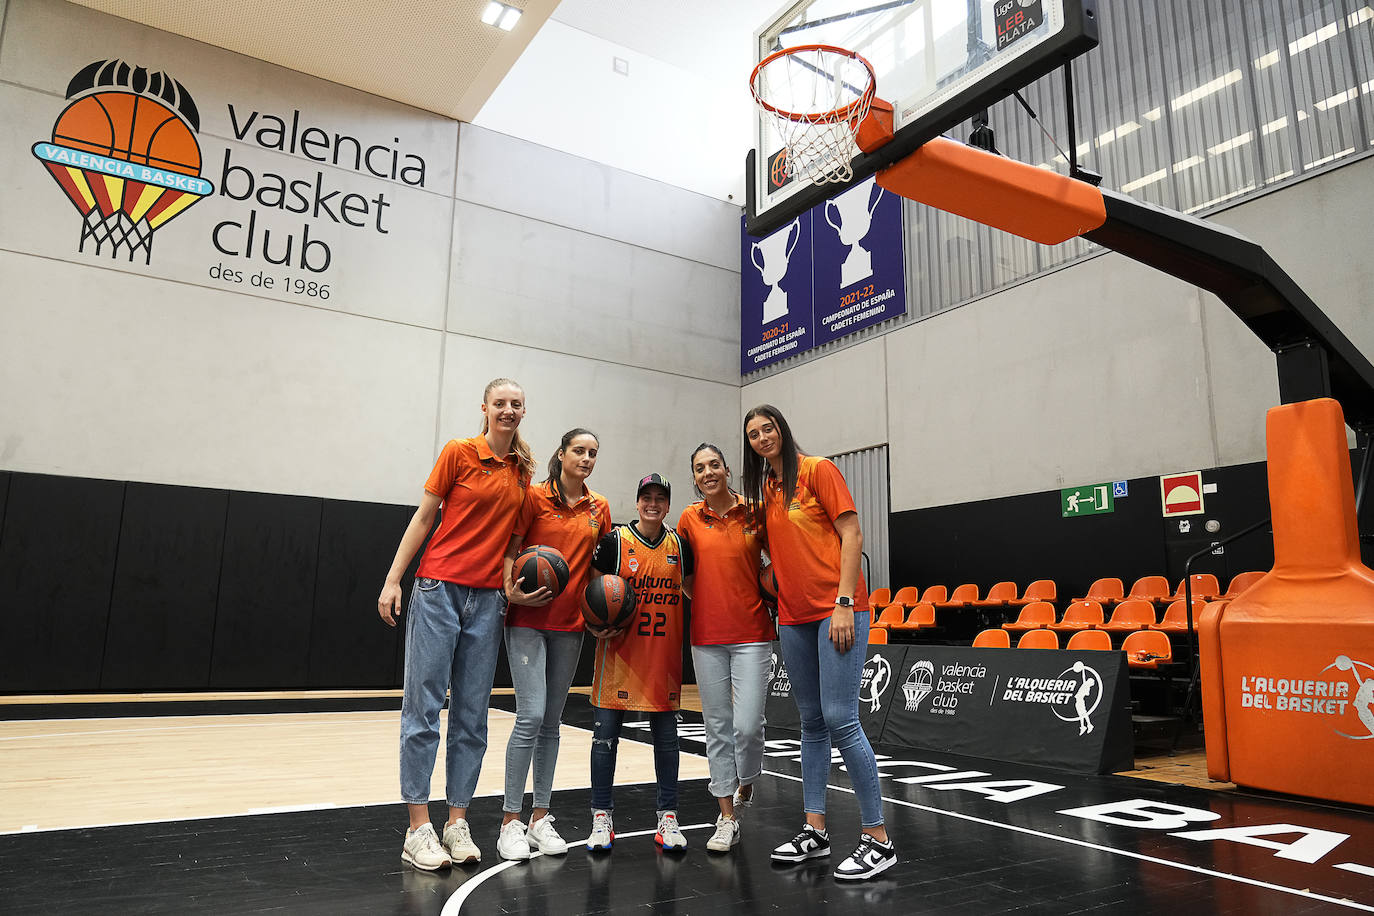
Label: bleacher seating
xmin=1122 ymin=574 xmax=1170 ymax=605
xmin=1017 ymin=629 xmax=1059 ymax=649
xmin=890 ymin=586 xmax=921 ymax=610
xmin=1163 ymin=573 xmax=1220 ymax=604
xmin=1220 ymin=570 xmax=1264 ymax=599
xmin=1049 ymin=600 xmax=1105 ymax=633
xmin=972 ymin=581 xmax=1018 ymax=609
xmin=869 ymin=626 xmax=889 ymax=645
xmin=1100 ymin=599 xmax=1157 ymax=633
xmin=972 ymin=628 xmax=1011 ymax=648
xmin=869 ymin=587 xmax=891 ymax=611
xmin=1002 ymin=601 xmax=1055 ymax=632
xmin=937 ymin=583 xmax=979 ymax=610
xmin=873 ymin=604 xmax=906 ymax=630
xmin=1009 ymin=579 xmax=1056 ymax=608
xmin=918 ymin=585 xmax=948 ymax=605
xmin=1122 ymin=630 xmax=1173 ymax=668
xmin=1066 ymin=629 xmax=1113 ymax=651
xmin=889 ymin=602 xmax=935 ymax=635
xmin=1150 ymin=598 xmax=1204 ymax=632
xmin=1073 ymin=577 xmax=1124 ymax=605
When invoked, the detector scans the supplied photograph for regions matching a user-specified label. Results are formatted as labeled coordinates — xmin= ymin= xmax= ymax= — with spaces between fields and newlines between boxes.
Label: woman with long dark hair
xmin=378 ymin=378 xmax=536 ymax=871
xmin=741 ymin=404 xmax=895 ymax=881
xmin=497 ymin=428 xmax=612 ymax=860
xmin=676 ymin=443 xmax=774 ymax=853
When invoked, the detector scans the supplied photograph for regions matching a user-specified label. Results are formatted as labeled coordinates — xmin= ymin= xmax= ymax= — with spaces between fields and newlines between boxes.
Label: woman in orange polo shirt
xmin=675 ymin=443 xmax=775 ymax=854
xmin=496 ymin=428 xmax=612 ymax=861
xmin=741 ymin=404 xmax=896 ymax=882
xmin=377 ymin=378 xmax=536 ymax=872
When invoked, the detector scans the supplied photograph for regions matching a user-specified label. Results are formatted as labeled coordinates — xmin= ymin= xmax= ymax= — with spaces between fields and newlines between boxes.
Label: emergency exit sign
xmin=1062 ymin=483 xmax=1114 ymax=517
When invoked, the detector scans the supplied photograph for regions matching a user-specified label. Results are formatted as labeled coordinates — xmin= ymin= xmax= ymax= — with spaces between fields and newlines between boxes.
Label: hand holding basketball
xmin=582 ymin=574 xmax=637 ymax=636
xmin=509 ymin=545 xmax=569 ymax=606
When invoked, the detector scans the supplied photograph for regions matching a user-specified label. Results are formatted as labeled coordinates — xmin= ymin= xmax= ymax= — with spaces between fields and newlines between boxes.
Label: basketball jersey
xmin=589 ymin=523 xmax=692 ymax=712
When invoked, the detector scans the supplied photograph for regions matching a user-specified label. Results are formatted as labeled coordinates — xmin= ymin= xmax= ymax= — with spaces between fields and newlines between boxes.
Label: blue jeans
xmin=691 ymin=641 xmax=771 ymax=798
xmin=399 ymin=578 xmax=506 ymax=807
xmin=778 ymin=611 xmax=885 ymax=828
xmin=503 ymin=626 xmax=584 ymax=813
xmin=589 ymin=707 xmax=679 ymax=812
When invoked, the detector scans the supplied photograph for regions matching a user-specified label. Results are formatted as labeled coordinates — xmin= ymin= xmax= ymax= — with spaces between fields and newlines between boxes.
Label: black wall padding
xmin=308 ymin=500 xmax=411 ymax=687
xmin=210 ymin=491 xmax=322 ymax=689
xmin=0 ymin=473 xmax=124 ymax=691
xmin=101 ymin=483 xmax=228 ymax=690
xmin=0 ymin=472 xmax=10 ymax=541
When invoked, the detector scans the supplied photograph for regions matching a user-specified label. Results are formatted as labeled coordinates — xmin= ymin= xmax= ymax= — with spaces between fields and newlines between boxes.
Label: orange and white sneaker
xmin=655 ymin=811 xmax=687 ymax=850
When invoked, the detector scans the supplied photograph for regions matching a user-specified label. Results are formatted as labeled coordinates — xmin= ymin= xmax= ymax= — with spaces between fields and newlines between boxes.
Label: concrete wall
xmin=0 ymin=0 xmax=742 ymax=519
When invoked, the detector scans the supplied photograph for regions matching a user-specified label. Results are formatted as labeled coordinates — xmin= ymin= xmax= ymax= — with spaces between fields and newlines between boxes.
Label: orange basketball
xmin=52 ymin=91 xmax=201 ymax=175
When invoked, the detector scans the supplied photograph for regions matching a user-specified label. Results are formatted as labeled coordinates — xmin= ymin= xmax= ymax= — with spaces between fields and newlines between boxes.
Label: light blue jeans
xmin=690 ymin=641 xmax=771 ymax=798
xmin=778 ymin=611 xmax=885 ymax=828
xmin=503 ymin=625 xmax=584 ymax=813
xmin=399 ymin=578 xmax=506 ymax=807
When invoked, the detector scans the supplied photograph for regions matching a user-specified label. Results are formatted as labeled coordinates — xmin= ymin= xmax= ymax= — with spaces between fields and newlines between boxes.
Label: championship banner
xmin=740 ymin=175 xmax=905 ymax=373
xmin=881 ymin=646 xmax=1134 ymax=774
xmin=765 ymin=642 xmax=909 ymax=743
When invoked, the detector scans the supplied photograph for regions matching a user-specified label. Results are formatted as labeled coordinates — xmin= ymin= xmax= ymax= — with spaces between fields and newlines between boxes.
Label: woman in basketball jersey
xmin=585 ymin=473 xmax=695 ymax=852
xmin=496 ymin=429 xmax=613 ymax=861
xmin=377 ymin=378 xmax=536 ymax=872
xmin=741 ymin=404 xmax=896 ymax=881
xmin=675 ymin=443 xmax=775 ymax=853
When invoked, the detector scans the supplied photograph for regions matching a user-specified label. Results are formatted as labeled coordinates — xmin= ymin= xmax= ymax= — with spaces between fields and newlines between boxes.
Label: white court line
xmin=441 ymin=823 xmax=714 ymax=916
xmin=765 ymin=770 xmax=1374 ymax=913
xmin=0 ymin=709 xmax=446 ymax=742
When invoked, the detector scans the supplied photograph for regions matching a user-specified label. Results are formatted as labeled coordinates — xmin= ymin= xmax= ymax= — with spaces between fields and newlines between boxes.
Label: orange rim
xmin=750 ymin=43 xmax=877 ymax=124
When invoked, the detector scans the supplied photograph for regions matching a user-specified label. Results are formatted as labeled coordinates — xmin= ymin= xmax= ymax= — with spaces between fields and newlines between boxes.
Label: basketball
xmin=759 ymin=563 xmax=778 ymax=602
xmin=514 ymin=545 xmax=570 ymax=597
xmin=581 ymin=574 xmax=637 ymax=630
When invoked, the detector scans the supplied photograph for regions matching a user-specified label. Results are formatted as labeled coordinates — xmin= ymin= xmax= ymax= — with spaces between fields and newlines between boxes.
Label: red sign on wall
xmin=1160 ymin=471 xmax=1205 ymax=517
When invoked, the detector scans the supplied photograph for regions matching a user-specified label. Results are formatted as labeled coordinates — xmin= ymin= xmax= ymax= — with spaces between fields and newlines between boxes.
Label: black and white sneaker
xmin=833 ymin=834 xmax=897 ymax=881
xmin=771 ymin=824 xmax=831 ymax=863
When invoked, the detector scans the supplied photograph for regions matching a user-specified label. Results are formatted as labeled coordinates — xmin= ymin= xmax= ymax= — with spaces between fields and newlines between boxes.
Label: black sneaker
xmin=834 ymin=834 xmax=896 ymax=881
xmin=771 ymin=824 xmax=831 ymax=863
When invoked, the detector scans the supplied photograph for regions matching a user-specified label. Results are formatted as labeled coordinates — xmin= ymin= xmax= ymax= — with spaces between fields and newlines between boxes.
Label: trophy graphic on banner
xmin=750 ymin=217 xmax=801 ymax=324
xmin=824 ymin=179 xmax=884 ymax=289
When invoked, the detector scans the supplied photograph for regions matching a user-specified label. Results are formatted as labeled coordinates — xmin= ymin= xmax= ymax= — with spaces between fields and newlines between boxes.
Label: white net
xmin=751 ymin=46 xmax=875 ymax=185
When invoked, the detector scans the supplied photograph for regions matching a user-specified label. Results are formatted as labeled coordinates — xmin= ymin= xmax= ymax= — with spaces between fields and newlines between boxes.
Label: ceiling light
xmin=482 ymin=1 xmax=521 ymax=31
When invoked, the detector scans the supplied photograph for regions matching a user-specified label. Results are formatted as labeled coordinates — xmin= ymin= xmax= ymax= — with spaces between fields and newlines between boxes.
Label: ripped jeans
xmin=589 ymin=706 xmax=679 ymax=812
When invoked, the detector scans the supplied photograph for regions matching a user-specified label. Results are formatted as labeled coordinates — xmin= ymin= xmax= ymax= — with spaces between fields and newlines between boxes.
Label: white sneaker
xmin=401 ymin=823 xmax=452 ymax=871
xmin=733 ymin=784 xmax=755 ymax=809
xmin=655 ymin=811 xmax=687 ymax=850
xmin=497 ymin=819 xmax=532 ymax=861
xmin=834 ymin=834 xmax=897 ymax=881
xmin=442 ymin=819 xmax=481 ymax=864
xmin=587 ymin=810 xmax=614 ymax=851
xmin=706 ymin=814 xmax=741 ymax=853
xmin=528 ymin=814 xmax=568 ymax=855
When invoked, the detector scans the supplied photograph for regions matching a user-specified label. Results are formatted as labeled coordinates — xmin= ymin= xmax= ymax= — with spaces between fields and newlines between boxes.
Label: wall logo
xmin=859 ymin=654 xmax=892 ymax=713
xmin=903 ymin=660 xmax=934 ymax=712
xmin=1323 ymin=655 xmax=1373 ymax=740
xmin=1002 ymin=662 xmax=1104 ymax=736
xmin=768 ymin=653 xmax=791 ymax=698
xmin=32 ymin=59 xmax=213 ymax=264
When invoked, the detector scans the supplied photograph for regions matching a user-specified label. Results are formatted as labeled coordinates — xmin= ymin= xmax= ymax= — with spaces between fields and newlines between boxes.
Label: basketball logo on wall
xmin=31 ymin=59 xmax=214 ymax=264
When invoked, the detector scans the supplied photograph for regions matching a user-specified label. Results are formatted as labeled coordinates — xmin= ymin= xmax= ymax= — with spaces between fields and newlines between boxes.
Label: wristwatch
xmin=835 ymin=596 xmax=854 ymax=608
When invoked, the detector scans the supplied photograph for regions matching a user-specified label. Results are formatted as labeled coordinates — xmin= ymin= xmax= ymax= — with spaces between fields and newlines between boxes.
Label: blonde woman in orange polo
xmin=378 ymin=378 xmax=536 ymax=871
xmin=741 ymin=404 xmax=896 ymax=882
xmin=496 ymin=428 xmax=612 ymax=861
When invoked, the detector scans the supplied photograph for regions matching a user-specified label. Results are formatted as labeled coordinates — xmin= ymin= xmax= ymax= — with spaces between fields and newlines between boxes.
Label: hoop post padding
xmin=875 ymin=136 xmax=1106 ymax=245
xmin=855 ymin=98 xmax=894 ymax=154
xmin=1200 ymin=397 xmax=1374 ymax=806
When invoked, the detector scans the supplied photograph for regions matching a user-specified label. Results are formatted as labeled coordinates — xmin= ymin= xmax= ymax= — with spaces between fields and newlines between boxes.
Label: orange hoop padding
xmin=875 ymin=137 xmax=1107 ymax=245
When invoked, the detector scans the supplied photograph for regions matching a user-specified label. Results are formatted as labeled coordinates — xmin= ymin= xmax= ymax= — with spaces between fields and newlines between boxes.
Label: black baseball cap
xmin=636 ymin=473 xmax=670 ymax=499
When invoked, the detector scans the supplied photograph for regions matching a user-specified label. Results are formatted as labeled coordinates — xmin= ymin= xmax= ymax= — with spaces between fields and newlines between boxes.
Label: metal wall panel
xmin=828 ymin=445 xmax=890 ymax=591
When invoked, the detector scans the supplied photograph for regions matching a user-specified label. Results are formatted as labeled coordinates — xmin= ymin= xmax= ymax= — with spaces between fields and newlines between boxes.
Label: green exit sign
xmin=1062 ymin=483 xmax=1114 ymax=517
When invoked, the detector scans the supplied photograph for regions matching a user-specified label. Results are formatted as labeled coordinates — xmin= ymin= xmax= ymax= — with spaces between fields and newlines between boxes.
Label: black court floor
xmin=2 ymin=695 xmax=1371 ymax=914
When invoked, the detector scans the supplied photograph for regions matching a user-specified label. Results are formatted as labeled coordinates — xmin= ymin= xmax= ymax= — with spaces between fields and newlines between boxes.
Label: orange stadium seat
xmin=890 ymin=603 xmax=936 ymax=633
xmin=918 ymin=585 xmax=948 ymax=606
xmin=869 ymin=587 xmax=891 ymax=611
xmin=972 ymin=628 xmax=1011 ymax=648
xmin=873 ymin=604 xmax=906 ymax=630
xmin=1002 ymin=601 xmax=1056 ymax=632
xmin=1123 ymin=575 xmax=1170 ymax=604
xmin=1123 ymin=630 xmax=1173 ymax=668
xmin=1073 ymin=577 xmax=1123 ymax=605
xmin=1150 ymin=598 xmax=1205 ymax=632
xmin=868 ymin=626 xmax=889 ymax=645
xmin=936 ymin=583 xmax=979 ymax=610
xmin=1100 ymin=599 xmax=1156 ymax=633
xmin=1049 ymin=600 xmax=1105 ymax=633
xmin=1220 ymin=570 xmax=1264 ymax=600
xmin=1066 ymin=629 xmax=1113 ymax=651
xmin=972 ymin=581 xmax=1018 ymax=608
xmin=1009 ymin=579 xmax=1056 ymax=608
xmin=1164 ymin=573 xmax=1220 ymax=603
xmin=890 ymin=586 xmax=921 ymax=610
xmin=1017 ymin=629 xmax=1059 ymax=649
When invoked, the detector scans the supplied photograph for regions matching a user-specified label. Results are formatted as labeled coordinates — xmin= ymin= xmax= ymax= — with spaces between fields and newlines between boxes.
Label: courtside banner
xmin=881 ymin=646 xmax=1134 ymax=774
xmin=741 ymin=214 xmax=815 ymax=373
xmin=812 ymin=176 xmax=906 ymax=346
xmin=765 ymin=642 xmax=909 ymax=743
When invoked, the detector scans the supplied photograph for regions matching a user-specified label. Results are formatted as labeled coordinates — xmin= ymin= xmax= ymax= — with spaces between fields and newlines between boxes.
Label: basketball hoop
xmin=750 ymin=44 xmax=877 ymax=186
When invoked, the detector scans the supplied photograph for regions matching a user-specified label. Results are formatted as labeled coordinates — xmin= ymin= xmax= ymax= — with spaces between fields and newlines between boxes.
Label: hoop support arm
xmin=875 ymin=136 xmax=1107 ymax=246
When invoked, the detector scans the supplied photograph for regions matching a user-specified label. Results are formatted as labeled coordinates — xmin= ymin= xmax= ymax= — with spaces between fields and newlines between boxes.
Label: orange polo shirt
xmin=677 ymin=496 xmax=775 ymax=645
xmin=762 ymin=456 xmax=869 ymax=626
xmin=508 ymin=480 xmax=613 ymax=631
xmin=417 ymin=436 xmax=530 ymax=589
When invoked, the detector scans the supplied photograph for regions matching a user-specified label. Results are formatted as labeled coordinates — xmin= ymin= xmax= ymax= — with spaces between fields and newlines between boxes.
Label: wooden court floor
xmin=2 ymin=691 xmax=1370 ymax=914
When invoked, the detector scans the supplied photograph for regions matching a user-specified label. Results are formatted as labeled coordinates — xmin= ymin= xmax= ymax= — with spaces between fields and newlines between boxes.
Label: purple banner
xmin=813 ymin=177 xmax=906 ymax=345
xmin=741 ymin=214 xmax=814 ymax=373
